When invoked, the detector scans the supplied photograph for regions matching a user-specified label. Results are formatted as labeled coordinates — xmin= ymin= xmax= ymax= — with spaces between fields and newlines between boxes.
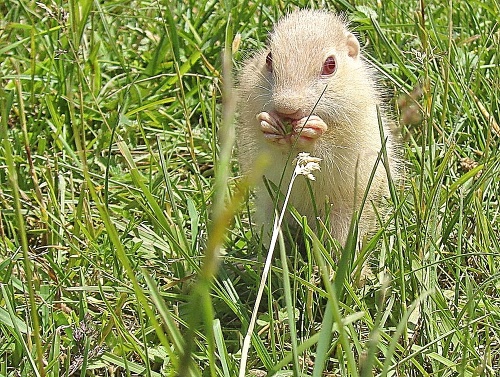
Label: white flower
xmin=293 ymin=152 xmax=322 ymax=180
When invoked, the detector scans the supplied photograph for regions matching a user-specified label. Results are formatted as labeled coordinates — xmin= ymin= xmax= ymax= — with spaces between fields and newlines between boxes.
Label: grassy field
xmin=1 ymin=0 xmax=499 ymax=376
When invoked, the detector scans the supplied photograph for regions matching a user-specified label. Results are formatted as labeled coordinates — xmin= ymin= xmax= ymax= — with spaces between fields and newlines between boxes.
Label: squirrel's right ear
xmin=346 ymin=33 xmax=360 ymax=59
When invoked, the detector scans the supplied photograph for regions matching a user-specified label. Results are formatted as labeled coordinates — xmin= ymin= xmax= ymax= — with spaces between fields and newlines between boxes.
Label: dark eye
xmin=321 ymin=56 xmax=337 ymax=76
xmin=265 ymin=52 xmax=273 ymax=72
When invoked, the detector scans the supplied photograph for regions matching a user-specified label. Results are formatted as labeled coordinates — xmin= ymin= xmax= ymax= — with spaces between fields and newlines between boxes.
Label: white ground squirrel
xmin=236 ymin=9 xmax=399 ymax=245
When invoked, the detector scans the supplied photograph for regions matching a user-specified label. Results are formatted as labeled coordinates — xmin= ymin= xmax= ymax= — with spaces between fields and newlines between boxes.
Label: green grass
xmin=1 ymin=0 xmax=499 ymax=376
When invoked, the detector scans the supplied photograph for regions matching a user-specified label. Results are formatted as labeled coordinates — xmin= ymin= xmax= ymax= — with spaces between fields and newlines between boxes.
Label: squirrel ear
xmin=346 ymin=33 xmax=360 ymax=59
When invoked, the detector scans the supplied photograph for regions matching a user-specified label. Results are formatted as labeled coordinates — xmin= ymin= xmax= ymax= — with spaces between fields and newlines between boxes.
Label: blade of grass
xmin=381 ymin=290 xmax=432 ymax=376
xmin=178 ymin=9 xmax=239 ymax=377
xmin=101 ymin=353 xmax=163 ymax=377
xmin=213 ymin=319 xmax=232 ymax=377
xmin=1 ymin=82 xmax=45 ymax=377
xmin=1 ymin=285 xmax=41 ymax=377
xmin=78 ymin=139 xmax=199 ymax=374
xmin=311 ymin=228 xmax=359 ymax=377
xmin=277 ymin=229 xmax=300 ymax=375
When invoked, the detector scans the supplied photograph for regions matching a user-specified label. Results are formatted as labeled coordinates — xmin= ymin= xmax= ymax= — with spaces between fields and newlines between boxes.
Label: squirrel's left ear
xmin=346 ymin=33 xmax=360 ymax=59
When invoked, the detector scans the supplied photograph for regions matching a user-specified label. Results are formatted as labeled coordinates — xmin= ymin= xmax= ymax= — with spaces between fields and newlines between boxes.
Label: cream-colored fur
xmin=236 ymin=10 xmax=399 ymax=245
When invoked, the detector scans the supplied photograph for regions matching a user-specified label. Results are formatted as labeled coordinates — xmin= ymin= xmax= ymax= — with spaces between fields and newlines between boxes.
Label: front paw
xmin=292 ymin=115 xmax=328 ymax=146
xmin=257 ymin=112 xmax=289 ymax=144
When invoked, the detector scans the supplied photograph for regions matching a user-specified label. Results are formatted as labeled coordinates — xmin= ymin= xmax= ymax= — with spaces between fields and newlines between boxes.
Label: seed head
xmin=293 ymin=152 xmax=322 ymax=180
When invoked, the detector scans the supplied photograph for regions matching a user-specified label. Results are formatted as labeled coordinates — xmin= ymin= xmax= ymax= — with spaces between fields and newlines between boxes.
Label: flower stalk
xmin=239 ymin=153 xmax=321 ymax=377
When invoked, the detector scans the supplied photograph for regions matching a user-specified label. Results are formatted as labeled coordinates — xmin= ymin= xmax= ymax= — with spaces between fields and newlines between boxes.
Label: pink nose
xmin=274 ymin=109 xmax=307 ymax=120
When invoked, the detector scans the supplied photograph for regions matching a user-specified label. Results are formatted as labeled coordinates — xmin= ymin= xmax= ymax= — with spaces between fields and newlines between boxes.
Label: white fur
xmin=236 ymin=10 xmax=399 ymax=245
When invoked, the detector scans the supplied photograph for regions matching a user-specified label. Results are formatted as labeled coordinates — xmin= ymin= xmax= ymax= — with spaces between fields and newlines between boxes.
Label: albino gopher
xmin=236 ymin=9 xmax=399 ymax=245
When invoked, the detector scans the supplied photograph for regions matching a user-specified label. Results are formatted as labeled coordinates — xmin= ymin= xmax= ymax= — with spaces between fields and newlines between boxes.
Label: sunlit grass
xmin=0 ymin=0 xmax=499 ymax=376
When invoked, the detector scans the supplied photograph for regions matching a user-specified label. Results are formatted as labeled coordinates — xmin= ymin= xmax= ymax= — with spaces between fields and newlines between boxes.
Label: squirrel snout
xmin=271 ymin=105 xmax=308 ymax=120
xmin=272 ymin=91 xmax=309 ymax=119
xmin=274 ymin=110 xmax=305 ymax=121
